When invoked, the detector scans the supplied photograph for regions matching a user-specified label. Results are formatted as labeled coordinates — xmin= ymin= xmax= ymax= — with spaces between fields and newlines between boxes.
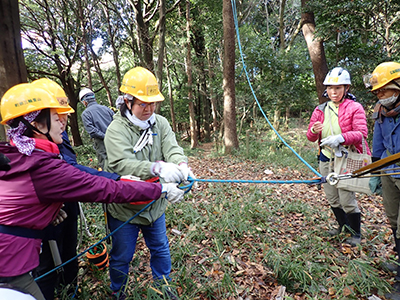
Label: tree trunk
xmin=192 ymin=24 xmax=210 ymax=142
xmin=186 ymin=0 xmax=198 ymax=149
xmin=0 ymin=0 xmax=28 ymax=140
xmin=223 ymin=0 xmax=239 ymax=154
xmin=207 ymin=50 xmax=218 ymax=132
xmin=133 ymin=0 xmax=154 ymax=71
xmin=155 ymin=0 xmax=166 ymax=115
xmin=301 ymin=0 xmax=328 ymax=104
xmin=165 ymin=51 xmax=177 ymax=132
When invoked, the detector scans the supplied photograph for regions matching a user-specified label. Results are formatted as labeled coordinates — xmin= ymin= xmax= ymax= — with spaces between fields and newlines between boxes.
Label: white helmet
xmin=323 ymin=67 xmax=351 ymax=85
xmin=79 ymin=88 xmax=94 ymax=102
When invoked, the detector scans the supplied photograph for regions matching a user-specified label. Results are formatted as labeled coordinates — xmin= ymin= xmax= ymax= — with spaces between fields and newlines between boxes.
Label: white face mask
xmin=379 ymin=93 xmax=399 ymax=107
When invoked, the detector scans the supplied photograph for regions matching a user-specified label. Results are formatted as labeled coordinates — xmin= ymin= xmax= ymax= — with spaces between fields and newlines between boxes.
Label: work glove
xmin=52 ymin=208 xmax=68 ymax=226
xmin=178 ymin=162 xmax=198 ymax=188
xmin=161 ymin=183 xmax=185 ymax=204
xmin=151 ymin=161 xmax=184 ymax=183
xmin=320 ymin=134 xmax=345 ymax=148
xmin=369 ymin=177 xmax=383 ymax=195
xmin=334 ymin=145 xmax=348 ymax=158
xmin=120 ymin=175 xmax=142 ymax=181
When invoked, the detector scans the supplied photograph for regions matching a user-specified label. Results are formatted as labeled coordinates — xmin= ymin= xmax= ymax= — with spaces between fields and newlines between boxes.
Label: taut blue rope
xmin=230 ymin=0 xmax=321 ymax=178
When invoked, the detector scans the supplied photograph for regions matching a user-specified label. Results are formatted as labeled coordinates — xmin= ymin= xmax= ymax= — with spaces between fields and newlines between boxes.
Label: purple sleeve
xmin=32 ymin=158 xmax=162 ymax=204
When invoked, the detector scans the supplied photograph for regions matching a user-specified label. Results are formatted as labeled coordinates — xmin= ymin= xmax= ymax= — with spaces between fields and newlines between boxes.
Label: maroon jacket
xmin=0 ymin=142 xmax=161 ymax=277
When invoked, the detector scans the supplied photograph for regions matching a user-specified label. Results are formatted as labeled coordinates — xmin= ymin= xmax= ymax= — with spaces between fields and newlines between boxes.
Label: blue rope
xmin=194 ymin=178 xmax=320 ymax=184
xmin=34 ymin=200 xmax=156 ymax=282
xmin=230 ymin=0 xmax=321 ymax=178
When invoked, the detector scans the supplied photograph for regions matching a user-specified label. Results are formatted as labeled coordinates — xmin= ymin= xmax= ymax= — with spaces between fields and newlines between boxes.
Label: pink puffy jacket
xmin=306 ymin=99 xmax=371 ymax=155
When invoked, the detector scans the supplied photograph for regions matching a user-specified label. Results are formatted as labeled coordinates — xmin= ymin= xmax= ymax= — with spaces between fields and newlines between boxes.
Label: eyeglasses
xmin=135 ymin=102 xmax=156 ymax=108
xmin=372 ymin=88 xmax=390 ymax=95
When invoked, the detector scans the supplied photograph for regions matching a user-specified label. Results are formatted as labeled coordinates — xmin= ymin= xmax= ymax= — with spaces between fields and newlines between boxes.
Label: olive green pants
xmin=319 ymin=160 xmax=360 ymax=214
xmin=381 ymin=176 xmax=400 ymax=239
xmin=0 ymin=273 xmax=45 ymax=300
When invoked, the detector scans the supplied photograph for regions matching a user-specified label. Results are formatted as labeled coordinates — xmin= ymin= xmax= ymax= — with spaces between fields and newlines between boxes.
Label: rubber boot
xmin=328 ymin=207 xmax=349 ymax=236
xmin=345 ymin=212 xmax=361 ymax=246
xmin=382 ymin=228 xmax=399 ymax=273
xmin=385 ymin=231 xmax=400 ymax=299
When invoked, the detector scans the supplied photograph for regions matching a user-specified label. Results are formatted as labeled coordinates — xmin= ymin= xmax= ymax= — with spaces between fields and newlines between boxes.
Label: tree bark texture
xmin=223 ymin=0 xmax=239 ymax=154
xmin=0 ymin=0 xmax=28 ymax=140
xmin=301 ymin=0 xmax=328 ymax=104
xmin=186 ymin=0 xmax=198 ymax=149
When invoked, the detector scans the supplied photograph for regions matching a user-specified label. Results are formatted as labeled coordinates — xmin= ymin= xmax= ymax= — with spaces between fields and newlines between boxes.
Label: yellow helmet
xmin=0 ymin=83 xmax=72 ymax=125
xmin=120 ymin=67 xmax=164 ymax=103
xmin=31 ymin=78 xmax=75 ymax=114
xmin=368 ymin=62 xmax=400 ymax=91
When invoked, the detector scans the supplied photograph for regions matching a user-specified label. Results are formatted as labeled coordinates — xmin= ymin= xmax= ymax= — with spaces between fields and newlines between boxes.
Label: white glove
xmin=320 ymin=134 xmax=344 ymax=148
xmin=161 ymin=183 xmax=185 ymax=204
xmin=151 ymin=161 xmax=184 ymax=183
xmin=120 ymin=175 xmax=142 ymax=181
xmin=178 ymin=162 xmax=198 ymax=188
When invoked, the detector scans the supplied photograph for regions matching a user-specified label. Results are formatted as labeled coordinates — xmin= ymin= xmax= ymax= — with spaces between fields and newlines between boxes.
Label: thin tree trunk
xmin=0 ymin=0 xmax=28 ymax=140
xmin=186 ymin=0 xmax=198 ymax=149
xmin=301 ymin=0 xmax=328 ymax=104
xmin=155 ymin=0 xmax=166 ymax=114
xmin=223 ymin=0 xmax=239 ymax=154
xmin=165 ymin=51 xmax=177 ymax=132
xmin=207 ymin=51 xmax=218 ymax=132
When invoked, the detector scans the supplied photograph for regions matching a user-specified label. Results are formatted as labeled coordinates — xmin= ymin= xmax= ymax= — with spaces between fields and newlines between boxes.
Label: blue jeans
xmin=108 ymin=213 xmax=171 ymax=292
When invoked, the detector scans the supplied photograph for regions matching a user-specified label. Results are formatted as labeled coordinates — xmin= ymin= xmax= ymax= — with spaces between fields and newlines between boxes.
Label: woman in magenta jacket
xmin=0 ymin=83 xmax=183 ymax=300
xmin=307 ymin=67 xmax=370 ymax=246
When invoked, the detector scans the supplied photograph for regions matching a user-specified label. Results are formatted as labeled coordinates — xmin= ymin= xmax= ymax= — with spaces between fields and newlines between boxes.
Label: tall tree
xmin=223 ymin=0 xmax=239 ymax=154
xmin=301 ymin=0 xmax=328 ymax=104
xmin=0 ymin=0 xmax=28 ymax=141
xmin=186 ymin=0 xmax=198 ymax=149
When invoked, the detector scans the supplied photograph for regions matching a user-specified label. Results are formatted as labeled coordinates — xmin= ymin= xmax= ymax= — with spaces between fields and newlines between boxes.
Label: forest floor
xmin=76 ymin=125 xmax=396 ymax=300
xmin=180 ymin=143 xmax=393 ymax=299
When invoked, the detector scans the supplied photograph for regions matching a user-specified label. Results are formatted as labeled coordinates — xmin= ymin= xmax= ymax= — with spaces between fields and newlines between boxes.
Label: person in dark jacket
xmin=30 ymin=78 xmax=120 ymax=299
xmin=366 ymin=61 xmax=400 ymax=299
xmin=79 ymin=88 xmax=114 ymax=169
xmin=0 ymin=82 xmax=184 ymax=300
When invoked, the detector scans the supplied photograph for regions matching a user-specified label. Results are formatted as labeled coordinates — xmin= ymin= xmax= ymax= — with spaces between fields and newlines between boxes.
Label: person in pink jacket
xmin=0 ymin=82 xmax=184 ymax=300
xmin=307 ymin=67 xmax=370 ymax=246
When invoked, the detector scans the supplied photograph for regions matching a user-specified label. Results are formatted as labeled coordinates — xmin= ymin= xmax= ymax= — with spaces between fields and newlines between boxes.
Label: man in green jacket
xmin=104 ymin=67 xmax=195 ymax=299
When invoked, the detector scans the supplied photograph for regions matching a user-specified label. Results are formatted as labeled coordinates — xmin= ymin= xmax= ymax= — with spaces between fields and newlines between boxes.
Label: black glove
xmin=0 ymin=153 xmax=10 ymax=171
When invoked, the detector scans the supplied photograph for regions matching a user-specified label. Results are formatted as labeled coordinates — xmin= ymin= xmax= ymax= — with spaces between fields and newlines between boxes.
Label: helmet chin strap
xmin=338 ymin=85 xmax=350 ymax=103
xmin=17 ymin=110 xmax=54 ymax=143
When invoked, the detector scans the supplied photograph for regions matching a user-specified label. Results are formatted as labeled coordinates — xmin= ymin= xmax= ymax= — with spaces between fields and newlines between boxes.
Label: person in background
xmin=79 ymin=88 xmax=114 ymax=169
xmin=30 ymin=78 xmax=119 ymax=300
xmin=0 ymin=82 xmax=184 ymax=300
xmin=367 ymin=61 xmax=400 ymax=300
xmin=306 ymin=67 xmax=370 ymax=246
xmin=104 ymin=67 xmax=195 ymax=300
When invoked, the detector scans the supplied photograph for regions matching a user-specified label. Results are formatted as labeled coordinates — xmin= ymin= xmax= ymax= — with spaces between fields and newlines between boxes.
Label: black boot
xmin=328 ymin=207 xmax=349 ymax=236
xmin=385 ymin=230 xmax=400 ymax=299
xmin=345 ymin=212 xmax=361 ymax=246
